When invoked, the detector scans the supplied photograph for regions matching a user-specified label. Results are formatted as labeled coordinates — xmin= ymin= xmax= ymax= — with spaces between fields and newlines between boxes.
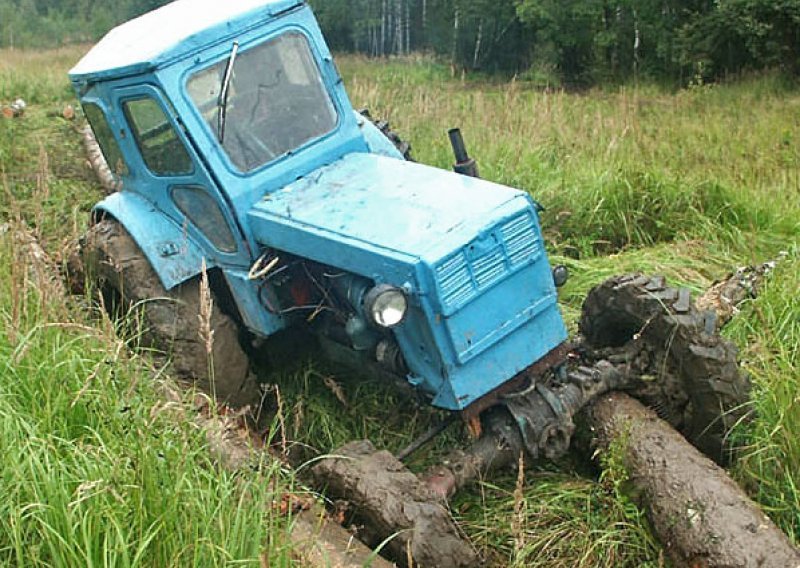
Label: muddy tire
xmin=579 ymin=274 xmax=751 ymax=463
xmin=81 ymin=218 xmax=259 ymax=407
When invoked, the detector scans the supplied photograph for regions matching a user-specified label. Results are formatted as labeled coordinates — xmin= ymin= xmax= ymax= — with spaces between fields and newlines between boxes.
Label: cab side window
xmin=83 ymin=103 xmax=128 ymax=180
xmin=172 ymin=185 xmax=237 ymax=253
xmin=123 ymin=98 xmax=193 ymax=176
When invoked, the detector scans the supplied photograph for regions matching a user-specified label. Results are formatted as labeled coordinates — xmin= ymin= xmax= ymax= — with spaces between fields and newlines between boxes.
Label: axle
xmin=422 ymin=358 xmax=631 ymax=498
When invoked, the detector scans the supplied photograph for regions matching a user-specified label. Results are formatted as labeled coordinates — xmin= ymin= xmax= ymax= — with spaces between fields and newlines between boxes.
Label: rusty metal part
xmin=503 ymin=360 xmax=628 ymax=460
xmin=459 ymin=341 xmax=571 ymax=426
xmin=423 ymin=359 xmax=632 ymax=499
xmin=448 ymin=128 xmax=479 ymax=178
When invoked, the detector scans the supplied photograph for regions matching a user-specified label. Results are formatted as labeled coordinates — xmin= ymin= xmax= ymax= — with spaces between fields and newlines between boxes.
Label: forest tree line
xmin=1 ymin=0 xmax=798 ymax=86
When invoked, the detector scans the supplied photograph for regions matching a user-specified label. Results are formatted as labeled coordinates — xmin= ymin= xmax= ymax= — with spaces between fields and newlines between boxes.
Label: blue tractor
xmin=72 ymin=2 xmax=749 ymax=563
xmin=72 ymin=0 xmax=569 ymax=416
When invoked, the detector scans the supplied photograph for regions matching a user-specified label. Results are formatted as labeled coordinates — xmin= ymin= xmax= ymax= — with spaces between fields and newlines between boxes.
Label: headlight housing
xmin=364 ymin=284 xmax=408 ymax=328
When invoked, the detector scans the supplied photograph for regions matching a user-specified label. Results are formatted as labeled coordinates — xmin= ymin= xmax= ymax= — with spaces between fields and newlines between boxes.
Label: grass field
xmin=1 ymin=45 xmax=798 ymax=566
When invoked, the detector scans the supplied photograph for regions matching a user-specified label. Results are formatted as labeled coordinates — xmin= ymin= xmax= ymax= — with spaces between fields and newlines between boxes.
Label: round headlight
xmin=364 ymin=284 xmax=408 ymax=328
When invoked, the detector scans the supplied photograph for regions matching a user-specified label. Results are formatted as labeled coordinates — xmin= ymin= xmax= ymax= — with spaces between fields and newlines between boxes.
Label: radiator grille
xmin=472 ymin=248 xmax=506 ymax=288
xmin=436 ymin=253 xmax=473 ymax=308
xmin=501 ymin=213 xmax=540 ymax=267
xmin=435 ymin=212 xmax=540 ymax=310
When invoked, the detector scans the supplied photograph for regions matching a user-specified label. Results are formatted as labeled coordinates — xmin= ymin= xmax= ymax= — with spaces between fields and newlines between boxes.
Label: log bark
xmin=313 ymin=440 xmax=479 ymax=568
xmin=587 ymin=392 xmax=800 ymax=568
xmin=82 ymin=125 xmax=120 ymax=193
xmin=696 ymin=257 xmax=785 ymax=330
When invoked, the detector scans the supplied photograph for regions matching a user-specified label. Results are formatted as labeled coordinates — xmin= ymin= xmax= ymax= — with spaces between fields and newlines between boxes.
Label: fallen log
xmin=587 ymin=392 xmax=800 ymax=568
xmin=2 ymin=220 xmax=67 ymax=307
xmin=696 ymin=256 xmax=785 ymax=330
xmin=313 ymin=440 xmax=479 ymax=568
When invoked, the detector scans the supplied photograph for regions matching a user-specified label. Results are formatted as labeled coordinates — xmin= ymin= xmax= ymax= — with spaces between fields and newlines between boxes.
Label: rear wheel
xmin=81 ymin=218 xmax=260 ymax=408
xmin=579 ymin=273 xmax=751 ymax=463
xmin=359 ymin=109 xmax=413 ymax=160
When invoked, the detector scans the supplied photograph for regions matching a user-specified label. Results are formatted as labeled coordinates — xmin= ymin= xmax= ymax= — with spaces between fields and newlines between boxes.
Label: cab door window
xmin=123 ymin=97 xmax=193 ymax=176
xmin=172 ymin=185 xmax=237 ymax=253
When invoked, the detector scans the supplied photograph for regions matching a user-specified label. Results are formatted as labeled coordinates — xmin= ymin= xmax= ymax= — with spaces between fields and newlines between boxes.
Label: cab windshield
xmin=187 ymin=32 xmax=337 ymax=172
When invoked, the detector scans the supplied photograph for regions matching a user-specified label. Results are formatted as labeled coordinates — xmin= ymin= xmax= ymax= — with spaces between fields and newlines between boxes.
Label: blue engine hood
xmin=247 ymin=152 xmax=532 ymax=272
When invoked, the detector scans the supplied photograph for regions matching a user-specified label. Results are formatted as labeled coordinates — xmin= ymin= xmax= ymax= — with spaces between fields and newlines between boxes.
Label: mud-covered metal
xmin=502 ymin=361 xmax=627 ymax=460
xmin=579 ymin=273 xmax=752 ymax=463
xmin=423 ymin=358 xmax=632 ymax=500
xmin=92 ymin=192 xmax=214 ymax=290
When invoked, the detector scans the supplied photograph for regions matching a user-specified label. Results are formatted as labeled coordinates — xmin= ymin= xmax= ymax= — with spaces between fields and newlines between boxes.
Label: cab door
xmin=112 ymin=84 xmax=251 ymax=268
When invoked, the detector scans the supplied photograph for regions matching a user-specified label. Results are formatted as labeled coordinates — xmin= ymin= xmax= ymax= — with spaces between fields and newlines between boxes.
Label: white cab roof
xmin=70 ymin=0 xmax=300 ymax=79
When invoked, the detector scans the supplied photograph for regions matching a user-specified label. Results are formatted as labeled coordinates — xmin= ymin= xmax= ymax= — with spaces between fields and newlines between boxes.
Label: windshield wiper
xmin=217 ymin=41 xmax=239 ymax=144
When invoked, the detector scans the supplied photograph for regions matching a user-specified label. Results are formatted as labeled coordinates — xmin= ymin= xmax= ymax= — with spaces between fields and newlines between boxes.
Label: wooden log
xmin=696 ymin=257 xmax=785 ymax=330
xmin=313 ymin=440 xmax=479 ymax=568
xmin=587 ymin=392 xmax=800 ymax=568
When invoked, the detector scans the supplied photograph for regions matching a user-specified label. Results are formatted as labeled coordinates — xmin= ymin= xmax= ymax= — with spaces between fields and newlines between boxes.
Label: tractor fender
xmin=92 ymin=191 xmax=214 ymax=291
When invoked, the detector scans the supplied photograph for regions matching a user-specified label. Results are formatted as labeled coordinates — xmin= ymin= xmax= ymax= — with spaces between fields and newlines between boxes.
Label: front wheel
xmin=81 ymin=218 xmax=260 ymax=408
xmin=579 ymin=273 xmax=751 ymax=464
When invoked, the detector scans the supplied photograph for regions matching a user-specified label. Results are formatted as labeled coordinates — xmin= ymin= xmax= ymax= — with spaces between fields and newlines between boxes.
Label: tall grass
xmin=340 ymin=56 xmax=799 ymax=258
xmin=0 ymin=45 xmax=88 ymax=104
xmin=1 ymin=99 xmax=297 ymax=563
xmin=0 ymin=228 xmax=299 ymax=566
xmin=727 ymin=251 xmax=800 ymax=538
xmin=457 ymin=471 xmax=660 ymax=567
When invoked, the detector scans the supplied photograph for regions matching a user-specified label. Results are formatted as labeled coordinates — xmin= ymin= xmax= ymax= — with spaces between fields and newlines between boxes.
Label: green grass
xmin=1 ymin=47 xmax=798 ymax=566
xmin=456 ymin=470 xmax=660 ymax=567
xmin=727 ymin=252 xmax=800 ymax=538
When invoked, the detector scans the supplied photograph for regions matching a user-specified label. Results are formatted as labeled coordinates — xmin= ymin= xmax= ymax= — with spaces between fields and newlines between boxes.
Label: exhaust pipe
xmin=448 ymin=128 xmax=479 ymax=178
